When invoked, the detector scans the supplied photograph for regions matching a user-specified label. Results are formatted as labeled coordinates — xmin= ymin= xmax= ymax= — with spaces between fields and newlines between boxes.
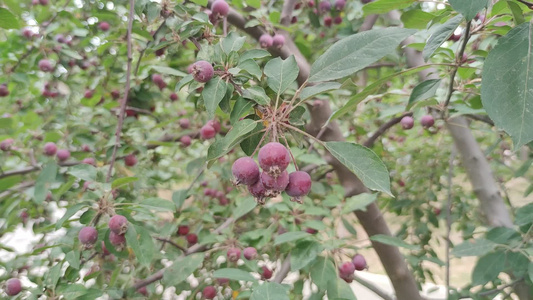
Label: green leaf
xmin=238 ymin=59 xmax=262 ymax=80
xmin=60 ymin=49 xmax=83 ymax=60
xmin=125 ymin=225 xmax=155 ymax=266
xmin=151 ymin=65 xmax=188 ymax=77
xmin=486 ymin=227 xmax=522 ymax=244
xmin=162 ymin=253 xmax=204 ymax=286
xmin=139 ymin=198 xmax=176 ymax=211
xmin=207 ymin=119 xmax=257 ymax=161
xmin=341 ymin=193 xmax=377 ymax=214
xmin=240 ymin=116 xmax=264 ymax=155
xmin=363 ymin=0 xmax=416 ymax=15
xmin=528 ymin=262 xmax=533 ymax=283
xmin=310 ymin=257 xmax=337 ymax=290
xmin=274 ymin=231 xmax=310 ymax=245
xmin=309 ymin=28 xmax=416 ymax=82
xmin=67 ymin=164 xmax=97 ymax=182
xmin=243 ymin=86 xmax=270 ymax=106
xmin=449 ymin=0 xmax=488 ymax=21
xmin=370 ymin=234 xmax=420 ymax=250
xmin=230 ymin=97 xmax=254 ymax=125
xmin=234 ymin=197 xmax=257 ymax=220
xmin=34 ymin=162 xmax=58 ymax=204
xmin=264 ymin=56 xmax=299 ymax=95
xmin=202 ymin=77 xmax=228 ymax=119
xmin=481 ymin=22 xmax=533 ymax=148
xmin=251 ymin=282 xmax=290 ymax=300
xmin=0 ymin=8 xmax=20 ymax=29
xmin=423 ymin=15 xmax=463 ymax=61
xmin=300 ymin=82 xmax=342 ymax=101
xmin=172 ymin=189 xmax=188 ymax=210
xmin=327 ymin=278 xmax=357 ymax=300
xmin=401 ymin=10 xmax=436 ymax=29
xmin=407 ymin=79 xmax=441 ymax=109
xmin=324 ymin=142 xmax=391 ymax=196
xmin=341 ymin=217 xmax=358 ymax=236
xmin=111 ymin=177 xmax=138 ymax=189
xmin=0 ymin=175 xmax=22 ymax=191
xmin=515 ymin=203 xmax=533 ymax=226
xmin=451 ymin=239 xmax=496 ymax=257
xmin=222 ymin=32 xmax=246 ymax=54
xmin=472 ymin=251 xmax=506 ymax=285
xmin=239 ymin=49 xmax=270 ymax=62
xmin=213 ymin=268 xmax=257 ymax=282
xmin=56 ymin=203 xmax=88 ymax=229
xmin=65 ymin=251 xmax=81 ymax=269
xmin=291 ymin=241 xmax=323 ymax=271
xmin=508 ymin=1 xmax=525 ymax=25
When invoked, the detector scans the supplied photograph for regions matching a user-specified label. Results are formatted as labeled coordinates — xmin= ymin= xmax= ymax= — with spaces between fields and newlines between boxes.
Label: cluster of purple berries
xmin=338 ymin=254 xmax=368 ymax=283
xmin=232 ymin=142 xmax=312 ymax=204
xmin=78 ymin=215 xmax=128 ymax=251
xmin=259 ymin=33 xmax=286 ymax=49
xmin=400 ymin=114 xmax=435 ymax=130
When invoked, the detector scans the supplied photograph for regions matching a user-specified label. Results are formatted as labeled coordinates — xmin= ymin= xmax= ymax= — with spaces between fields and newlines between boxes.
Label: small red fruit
xmin=258 ymin=142 xmax=291 ymax=176
xmin=0 ymin=84 xmax=9 ymax=97
xmin=170 ymin=93 xmax=178 ymax=101
xmin=207 ymin=119 xmax=221 ymax=133
xmin=98 ymin=22 xmax=110 ymax=31
xmin=124 ymin=154 xmax=137 ymax=166
xmin=285 ymin=171 xmax=312 ymax=201
xmin=211 ymin=0 xmax=230 ymax=17
xmin=202 ymin=285 xmax=217 ymax=299
xmin=259 ymin=34 xmax=273 ymax=48
xmin=79 ymin=227 xmax=98 ymax=246
xmin=248 ymin=180 xmax=267 ymax=204
xmin=272 ymin=34 xmax=285 ymax=48
xmin=109 ymin=215 xmax=128 ymax=235
xmin=319 ymin=0 xmax=331 ymax=12
xmin=200 ymin=124 xmax=216 ymax=139
xmin=352 ymin=254 xmax=367 ymax=271
xmin=5 ymin=278 xmax=22 ymax=296
xmin=82 ymin=157 xmax=96 ymax=166
xmin=38 ymin=59 xmax=54 ymax=72
xmin=179 ymin=118 xmax=190 ymax=129
xmin=261 ymin=266 xmax=273 ymax=279
xmin=191 ymin=61 xmax=214 ymax=83
xmin=243 ymin=247 xmax=258 ymax=260
xmin=400 ymin=116 xmax=414 ymax=130
xmin=338 ymin=261 xmax=355 ymax=278
xmin=186 ymin=233 xmax=198 ymax=245
xmin=180 ymin=135 xmax=192 ymax=147
xmin=44 ymin=142 xmax=57 ymax=156
xmin=324 ymin=16 xmax=332 ymax=27
xmin=177 ymin=225 xmax=189 ymax=236
xmin=227 ymin=247 xmax=241 ymax=262
xmin=109 ymin=231 xmax=126 ymax=250
xmin=0 ymin=138 xmax=14 ymax=151
xmin=56 ymin=149 xmax=71 ymax=162
xmin=420 ymin=115 xmax=435 ymax=128
xmin=232 ymin=157 xmax=260 ymax=186
xmin=261 ymin=171 xmax=289 ymax=192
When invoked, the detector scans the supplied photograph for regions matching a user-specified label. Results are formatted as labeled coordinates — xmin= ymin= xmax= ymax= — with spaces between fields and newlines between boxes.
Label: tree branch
xmin=280 ymin=0 xmax=297 ymax=27
xmin=106 ymin=0 xmax=135 ymax=183
xmin=353 ymin=274 xmax=395 ymax=300
xmin=363 ymin=112 xmax=413 ymax=148
xmin=273 ymin=255 xmax=291 ymax=283
xmin=155 ymin=237 xmax=187 ymax=253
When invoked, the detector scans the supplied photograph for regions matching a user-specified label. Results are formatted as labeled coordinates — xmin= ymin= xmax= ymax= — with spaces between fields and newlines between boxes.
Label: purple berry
xmin=5 ymin=278 xmax=22 ymax=296
xmin=207 ymin=119 xmax=221 ymax=133
xmin=78 ymin=227 xmax=98 ymax=246
xmin=137 ymin=286 xmax=148 ymax=296
xmin=203 ymin=285 xmax=217 ymax=299
xmin=211 ymin=0 xmax=230 ymax=17
xmin=285 ymin=171 xmax=312 ymax=201
xmin=177 ymin=225 xmax=189 ymax=236
xmin=226 ymin=247 xmax=241 ymax=262
xmin=200 ymin=124 xmax=216 ymax=139
xmin=261 ymin=266 xmax=273 ymax=279
xmin=82 ymin=157 xmax=96 ymax=166
xmin=319 ymin=0 xmax=331 ymax=12
xmin=179 ymin=118 xmax=190 ymax=129
xmin=259 ymin=34 xmax=273 ymax=48
xmin=243 ymin=247 xmax=257 ymax=260
xmin=339 ymin=261 xmax=355 ymax=277
xmin=109 ymin=215 xmax=128 ymax=235
xmin=56 ymin=149 xmax=70 ymax=162
xmin=333 ymin=16 xmax=343 ymax=24
xmin=44 ymin=142 xmax=57 ymax=156
xmin=109 ymin=231 xmax=126 ymax=250
xmin=124 ymin=154 xmax=137 ymax=166
xmin=400 ymin=116 xmax=414 ymax=130
xmin=170 ymin=93 xmax=178 ymax=101
xmin=420 ymin=115 xmax=434 ymax=128
xmin=324 ymin=16 xmax=332 ymax=27
xmin=186 ymin=233 xmax=198 ymax=245
xmin=232 ymin=157 xmax=260 ymax=186
xmin=0 ymin=84 xmax=9 ymax=97
xmin=217 ymin=278 xmax=229 ymax=285
xmin=180 ymin=135 xmax=192 ymax=147
xmin=272 ymin=34 xmax=285 ymax=48
xmin=84 ymin=90 xmax=94 ymax=98
xmin=99 ymin=22 xmax=110 ymax=31
xmin=258 ymin=142 xmax=291 ymax=176
xmin=334 ymin=0 xmax=346 ymax=10
xmin=38 ymin=59 xmax=54 ymax=72
xmin=248 ymin=180 xmax=267 ymax=203
xmin=191 ymin=61 xmax=214 ymax=83
xmin=0 ymin=138 xmax=14 ymax=151
xmin=261 ymin=171 xmax=289 ymax=191
xmin=352 ymin=254 xmax=367 ymax=271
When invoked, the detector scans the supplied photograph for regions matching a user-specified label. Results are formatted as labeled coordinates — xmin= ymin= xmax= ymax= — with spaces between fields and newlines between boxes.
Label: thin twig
xmin=273 ymin=255 xmax=291 ymax=283
xmin=353 ymin=274 xmax=395 ymax=300
xmin=134 ymin=20 xmax=167 ymax=76
xmin=465 ymin=114 xmax=494 ymax=126
xmin=280 ymin=0 xmax=297 ymax=26
xmin=155 ymin=237 xmax=187 ymax=252
xmin=280 ymin=122 xmax=326 ymax=147
xmin=445 ymin=146 xmax=456 ymax=297
xmin=477 ymin=277 xmax=525 ymax=297
xmin=363 ymin=112 xmax=413 ymax=148
xmin=106 ymin=0 xmax=135 ymax=183
xmin=516 ymin=0 xmax=533 ymax=9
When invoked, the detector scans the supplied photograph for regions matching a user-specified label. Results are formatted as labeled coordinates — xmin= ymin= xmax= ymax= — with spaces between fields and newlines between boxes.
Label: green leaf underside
xmin=207 ymin=119 xmax=257 ymax=161
xmin=162 ymin=253 xmax=204 ymax=286
xmin=370 ymin=234 xmax=420 ymax=250
xmin=0 ymin=8 xmax=20 ymax=29
xmin=203 ymin=77 xmax=228 ymax=119
xmin=407 ymin=79 xmax=441 ymax=109
xmin=449 ymin=0 xmax=488 ymax=21
xmin=213 ymin=268 xmax=257 ymax=282
xmin=324 ymin=142 xmax=392 ymax=196
xmin=250 ymin=282 xmax=290 ymax=300
xmin=300 ymin=82 xmax=342 ymax=100
xmin=309 ymin=28 xmax=416 ymax=82
xmin=451 ymin=239 xmax=496 ymax=257
xmin=423 ymin=15 xmax=463 ymax=61
xmin=264 ymin=56 xmax=299 ymax=96
xmin=125 ymin=225 xmax=155 ymax=266
xmin=274 ymin=231 xmax=311 ymax=245
xmin=471 ymin=251 xmax=506 ymax=285
xmin=481 ymin=22 xmax=533 ymax=148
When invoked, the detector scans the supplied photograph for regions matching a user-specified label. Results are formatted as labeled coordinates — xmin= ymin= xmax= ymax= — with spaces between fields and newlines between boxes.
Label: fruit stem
xmin=279 ymin=122 xmax=326 ymax=147
xmin=281 ymin=79 xmax=308 ymax=119
xmin=250 ymin=125 xmax=272 ymax=157
xmin=280 ymin=132 xmax=298 ymax=171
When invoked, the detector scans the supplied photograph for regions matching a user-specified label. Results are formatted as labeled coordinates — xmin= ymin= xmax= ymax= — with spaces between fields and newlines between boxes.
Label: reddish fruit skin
xmin=261 ymin=266 xmax=273 ymax=279
xmin=352 ymin=254 xmax=367 ymax=271
xmin=339 ymin=261 xmax=355 ymax=282
xmin=99 ymin=22 xmax=110 ymax=31
xmin=124 ymin=154 xmax=137 ymax=166
xmin=0 ymin=84 xmax=9 ymax=97
xmin=179 ymin=118 xmax=190 ymax=129
xmin=6 ymin=278 xmax=22 ymax=296
xmin=186 ymin=233 xmax=198 ymax=245
xmin=261 ymin=171 xmax=289 ymax=191
xmin=81 ymin=144 xmax=91 ymax=152
xmin=38 ymin=59 xmax=54 ymax=72
xmin=170 ymin=93 xmax=178 ymax=101
xmin=248 ymin=180 xmax=267 ymax=202
xmin=44 ymin=142 xmax=57 ymax=156
xmin=324 ymin=16 xmax=332 ymax=27
xmin=202 ymin=285 xmax=217 ymax=299
xmin=227 ymin=247 xmax=241 ymax=262
xmin=207 ymin=119 xmax=221 ymax=133
xmin=84 ymin=90 xmax=93 ymax=98
xmin=243 ymin=247 xmax=258 ymax=260
xmin=200 ymin=124 xmax=216 ymax=139
xmin=420 ymin=115 xmax=435 ymax=128
xmin=272 ymin=34 xmax=285 ymax=48
xmin=217 ymin=278 xmax=229 ymax=285
xmin=177 ymin=225 xmax=190 ymax=236
xmin=79 ymin=227 xmax=98 ymax=245
xmin=109 ymin=215 xmax=128 ymax=235
xmin=232 ymin=157 xmax=260 ymax=186
xmin=335 ymin=0 xmax=346 ymax=10
xmin=191 ymin=61 xmax=214 ymax=83
xmin=82 ymin=157 xmax=96 ymax=166
xmin=137 ymin=286 xmax=148 ymax=296
xmin=305 ymin=228 xmax=318 ymax=234
xmin=56 ymin=149 xmax=71 ymax=161
xmin=152 ymin=74 xmax=164 ymax=86
xmin=101 ymin=241 xmax=111 ymax=256
xmin=285 ymin=171 xmax=312 ymax=197
xmin=180 ymin=135 xmax=192 ymax=147
xmin=259 ymin=34 xmax=273 ymax=48
xmin=319 ymin=0 xmax=331 ymax=12
xmin=258 ymin=142 xmax=291 ymax=176
xmin=0 ymin=138 xmax=14 ymax=151
xmin=22 ymin=27 xmax=33 ymax=39
xmin=111 ymin=90 xmax=120 ymax=99
xmin=333 ymin=16 xmax=343 ymax=24
xmin=400 ymin=116 xmax=414 ymax=130
xmin=109 ymin=231 xmax=126 ymax=249
xmin=211 ymin=0 xmax=229 ymax=17
xmin=361 ymin=0 xmax=373 ymax=3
